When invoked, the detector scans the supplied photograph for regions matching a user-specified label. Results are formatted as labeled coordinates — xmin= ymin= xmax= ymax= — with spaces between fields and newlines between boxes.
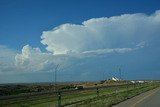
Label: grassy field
xmin=76 ymin=83 xmax=160 ymax=107
xmin=0 ymin=82 xmax=159 ymax=107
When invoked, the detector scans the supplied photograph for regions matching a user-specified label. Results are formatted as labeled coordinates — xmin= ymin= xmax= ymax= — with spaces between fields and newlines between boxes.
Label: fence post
xmin=134 ymin=83 xmax=135 ymax=88
xmin=126 ymin=85 xmax=129 ymax=98
xmin=58 ymin=91 xmax=61 ymax=107
xmin=96 ymin=87 xmax=99 ymax=98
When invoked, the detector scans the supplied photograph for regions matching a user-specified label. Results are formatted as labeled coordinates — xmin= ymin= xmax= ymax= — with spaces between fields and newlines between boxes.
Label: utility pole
xmin=118 ymin=66 xmax=122 ymax=80
xmin=54 ymin=64 xmax=60 ymax=91
xmin=119 ymin=67 xmax=121 ymax=80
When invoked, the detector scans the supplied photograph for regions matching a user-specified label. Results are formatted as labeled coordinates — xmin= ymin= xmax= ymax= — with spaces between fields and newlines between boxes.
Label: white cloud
xmin=1 ymin=10 xmax=160 ymax=76
xmin=41 ymin=10 xmax=160 ymax=55
xmin=15 ymin=45 xmax=71 ymax=72
xmin=0 ymin=45 xmax=17 ymax=72
xmin=15 ymin=45 xmax=54 ymax=72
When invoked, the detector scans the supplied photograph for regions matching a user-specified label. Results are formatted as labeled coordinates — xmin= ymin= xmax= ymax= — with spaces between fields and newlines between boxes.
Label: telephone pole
xmin=118 ymin=66 xmax=122 ymax=80
xmin=54 ymin=64 xmax=60 ymax=91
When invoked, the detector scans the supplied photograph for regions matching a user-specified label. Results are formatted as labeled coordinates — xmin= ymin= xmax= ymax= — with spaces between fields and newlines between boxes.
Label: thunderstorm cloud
xmin=0 ymin=10 xmax=160 ymax=82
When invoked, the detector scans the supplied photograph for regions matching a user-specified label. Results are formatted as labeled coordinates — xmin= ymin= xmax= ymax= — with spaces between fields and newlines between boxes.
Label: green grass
xmin=0 ymin=83 xmax=159 ymax=107
xmin=75 ymin=83 xmax=160 ymax=107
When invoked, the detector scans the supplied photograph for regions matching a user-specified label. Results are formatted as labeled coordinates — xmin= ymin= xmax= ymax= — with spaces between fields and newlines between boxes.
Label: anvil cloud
xmin=0 ymin=10 xmax=160 ymax=82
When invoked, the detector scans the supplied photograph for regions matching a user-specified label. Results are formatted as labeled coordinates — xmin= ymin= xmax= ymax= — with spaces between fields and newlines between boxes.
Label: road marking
xmin=130 ymin=88 xmax=160 ymax=107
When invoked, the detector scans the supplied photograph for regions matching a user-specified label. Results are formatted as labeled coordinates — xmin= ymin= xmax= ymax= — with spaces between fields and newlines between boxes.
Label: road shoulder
xmin=112 ymin=87 xmax=160 ymax=107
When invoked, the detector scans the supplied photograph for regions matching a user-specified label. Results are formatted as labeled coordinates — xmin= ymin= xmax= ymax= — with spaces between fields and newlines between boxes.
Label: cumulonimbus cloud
xmin=41 ymin=10 xmax=160 ymax=55
xmin=1 ymin=10 xmax=160 ymax=74
xmin=15 ymin=10 xmax=160 ymax=72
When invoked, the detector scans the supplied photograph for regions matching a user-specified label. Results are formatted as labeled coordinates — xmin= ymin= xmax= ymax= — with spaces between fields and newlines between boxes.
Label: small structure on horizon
xmin=111 ymin=77 xmax=120 ymax=81
xmin=131 ymin=80 xmax=144 ymax=84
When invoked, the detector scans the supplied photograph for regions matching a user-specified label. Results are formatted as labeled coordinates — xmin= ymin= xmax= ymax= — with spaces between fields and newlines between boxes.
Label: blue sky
xmin=0 ymin=0 xmax=160 ymax=83
xmin=1 ymin=0 xmax=160 ymax=50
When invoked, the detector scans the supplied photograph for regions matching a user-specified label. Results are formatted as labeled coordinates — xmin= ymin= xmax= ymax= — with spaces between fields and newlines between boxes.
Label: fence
xmin=0 ymin=82 xmax=158 ymax=107
xmin=57 ymin=83 xmax=138 ymax=107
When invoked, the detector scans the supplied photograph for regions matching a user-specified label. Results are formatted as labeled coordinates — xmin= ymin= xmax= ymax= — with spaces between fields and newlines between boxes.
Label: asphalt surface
xmin=113 ymin=87 xmax=160 ymax=107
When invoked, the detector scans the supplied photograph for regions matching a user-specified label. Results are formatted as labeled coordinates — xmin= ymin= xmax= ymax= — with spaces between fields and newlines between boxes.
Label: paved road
xmin=113 ymin=87 xmax=160 ymax=107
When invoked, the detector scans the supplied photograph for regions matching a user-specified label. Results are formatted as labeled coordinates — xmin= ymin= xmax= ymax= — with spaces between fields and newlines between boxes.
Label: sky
xmin=0 ymin=0 xmax=160 ymax=83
